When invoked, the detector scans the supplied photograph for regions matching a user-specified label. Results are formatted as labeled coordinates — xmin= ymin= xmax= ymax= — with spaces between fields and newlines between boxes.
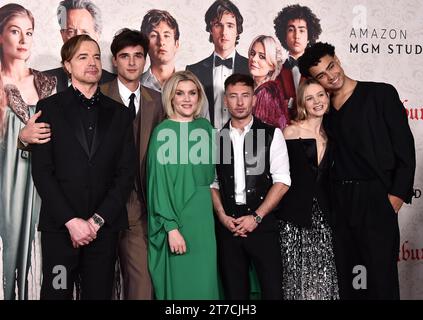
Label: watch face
xmin=255 ymin=215 xmax=262 ymax=223
xmin=93 ymin=215 xmax=104 ymax=227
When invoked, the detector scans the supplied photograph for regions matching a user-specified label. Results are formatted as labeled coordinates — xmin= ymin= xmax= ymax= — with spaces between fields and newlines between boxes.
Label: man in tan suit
xmin=101 ymin=28 xmax=165 ymax=299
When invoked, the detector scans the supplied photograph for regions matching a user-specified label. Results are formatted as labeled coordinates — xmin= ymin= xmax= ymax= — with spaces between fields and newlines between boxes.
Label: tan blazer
xmin=100 ymin=79 xmax=165 ymax=224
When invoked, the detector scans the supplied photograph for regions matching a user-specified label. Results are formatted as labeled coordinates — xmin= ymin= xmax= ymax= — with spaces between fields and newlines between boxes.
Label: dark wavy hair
xmin=273 ymin=4 xmax=322 ymax=51
xmin=111 ymin=28 xmax=149 ymax=58
xmin=140 ymin=9 xmax=179 ymax=41
xmin=298 ymin=42 xmax=335 ymax=78
xmin=205 ymin=0 xmax=243 ymax=45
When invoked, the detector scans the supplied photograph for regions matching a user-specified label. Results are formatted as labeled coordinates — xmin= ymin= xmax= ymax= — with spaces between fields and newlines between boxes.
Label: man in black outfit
xmin=31 ymin=35 xmax=135 ymax=300
xmin=299 ymin=42 xmax=416 ymax=299
xmin=211 ymin=74 xmax=291 ymax=299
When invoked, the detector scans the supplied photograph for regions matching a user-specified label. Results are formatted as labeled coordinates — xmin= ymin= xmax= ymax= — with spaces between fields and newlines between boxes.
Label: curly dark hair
xmin=298 ymin=42 xmax=335 ymax=78
xmin=273 ymin=4 xmax=322 ymax=51
xmin=205 ymin=0 xmax=243 ymax=45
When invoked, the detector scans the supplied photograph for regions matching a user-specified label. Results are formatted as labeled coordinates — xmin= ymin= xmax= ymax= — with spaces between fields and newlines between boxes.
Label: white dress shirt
xmin=213 ymin=50 xmax=236 ymax=130
xmin=212 ymin=117 xmax=291 ymax=204
xmin=117 ymin=78 xmax=141 ymax=114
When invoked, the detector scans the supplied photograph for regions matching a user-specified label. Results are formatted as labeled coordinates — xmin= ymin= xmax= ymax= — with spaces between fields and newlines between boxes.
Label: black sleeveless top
xmin=276 ymin=138 xmax=332 ymax=227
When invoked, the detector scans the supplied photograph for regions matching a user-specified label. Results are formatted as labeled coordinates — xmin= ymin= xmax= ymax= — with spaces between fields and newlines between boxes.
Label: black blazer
xmin=44 ymin=67 xmax=116 ymax=93
xmin=324 ymin=81 xmax=415 ymax=204
xmin=186 ymin=51 xmax=249 ymax=125
xmin=31 ymin=87 xmax=136 ymax=232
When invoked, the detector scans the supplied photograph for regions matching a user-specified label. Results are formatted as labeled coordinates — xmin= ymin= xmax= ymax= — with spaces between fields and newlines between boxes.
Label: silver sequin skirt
xmin=279 ymin=197 xmax=339 ymax=300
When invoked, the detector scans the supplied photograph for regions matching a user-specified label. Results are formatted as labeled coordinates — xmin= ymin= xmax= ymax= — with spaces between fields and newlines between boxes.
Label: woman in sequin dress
xmin=277 ymin=79 xmax=338 ymax=300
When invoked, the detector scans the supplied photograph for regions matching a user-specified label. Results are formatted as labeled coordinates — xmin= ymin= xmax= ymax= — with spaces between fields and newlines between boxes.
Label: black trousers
xmin=216 ymin=207 xmax=283 ymax=300
xmin=332 ymin=179 xmax=400 ymax=300
xmin=40 ymin=231 xmax=118 ymax=300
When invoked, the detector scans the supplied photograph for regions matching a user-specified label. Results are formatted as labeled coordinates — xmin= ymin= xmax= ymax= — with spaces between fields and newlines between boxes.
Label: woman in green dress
xmin=0 ymin=3 xmax=56 ymax=300
xmin=147 ymin=70 xmax=219 ymax=300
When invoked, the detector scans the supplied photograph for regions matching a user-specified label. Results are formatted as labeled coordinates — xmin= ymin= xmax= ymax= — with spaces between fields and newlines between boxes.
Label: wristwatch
xmin=252 ymin=212 xmax=262 ymax=224
xmin=91 ymin=213 xmax=105 ymax=228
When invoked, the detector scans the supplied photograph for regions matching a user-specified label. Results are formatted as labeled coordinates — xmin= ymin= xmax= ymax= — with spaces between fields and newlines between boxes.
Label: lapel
xmin=106 ymin=79 xmax=124 ymax=105
xmin=234 ymin=51 xmax=249 ymax=75
xmin=90 ymin=94 xmax=114 ymax=159
xmin=138 ymin=86 xmax=156 ymax=162
xmin=62 ymin=88 xmax=90 ymax=156
xmin=201 ymin=53 xmax=215 ymax=123
xmin=62 ymin=87 xmax=114 ymax=160
xmin=278 ymin=66 xmax=296 ymax=99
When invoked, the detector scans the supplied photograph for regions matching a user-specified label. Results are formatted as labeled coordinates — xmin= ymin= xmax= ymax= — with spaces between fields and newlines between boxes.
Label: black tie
xmin=284 ymin=56 xmax=298 ymax=70
xmin=128 ymin=93 xmax=136 ymax=119
xmin=215 ymin=56 xmax=233 ymax=69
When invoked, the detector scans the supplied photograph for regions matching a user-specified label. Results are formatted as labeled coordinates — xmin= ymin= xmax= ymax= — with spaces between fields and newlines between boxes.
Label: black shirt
xmin=327 ymin=82 xmax=377 ymax=181
xmin=72 ymin=86 xmax=101 ymax=149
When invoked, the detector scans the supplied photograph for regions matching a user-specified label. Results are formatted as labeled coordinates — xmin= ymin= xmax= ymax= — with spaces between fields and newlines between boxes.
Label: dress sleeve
xmin=147 ymin=128 xmax=181 ymax=237
xmin=253 ymin=81 xmax=289 ymax=129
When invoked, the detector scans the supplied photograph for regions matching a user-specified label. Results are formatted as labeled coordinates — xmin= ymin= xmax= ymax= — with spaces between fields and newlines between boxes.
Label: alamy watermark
xmin=155 ymin=126 xmax=267 ymax=175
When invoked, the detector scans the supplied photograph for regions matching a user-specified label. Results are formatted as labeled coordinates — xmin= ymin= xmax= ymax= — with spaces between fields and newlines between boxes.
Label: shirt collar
xmin=72 ymin=86 xmax=101 ymax=108
xmin=213 ymin=50 xmax=236 ymax=64
xmin=117 ymin=77 xmax=140 ymax=103
xmin=143 ymin=67 xmax=162 ymax=91
xmin=229 ymin=116 xmax=254 ymax=135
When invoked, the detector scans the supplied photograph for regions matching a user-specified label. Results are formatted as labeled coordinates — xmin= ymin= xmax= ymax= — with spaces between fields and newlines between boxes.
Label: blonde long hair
xmin=248 ymin=35 xmax=287 ymax=83
xmin=0 ymin=3 xmax=35 ymax=135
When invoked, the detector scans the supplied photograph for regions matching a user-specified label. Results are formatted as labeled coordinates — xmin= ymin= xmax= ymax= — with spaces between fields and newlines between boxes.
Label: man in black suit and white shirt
xmin=31 ymin=35 xmax=135 ymax=300
xmin=186 ymin=0 xmax=249 ymax=130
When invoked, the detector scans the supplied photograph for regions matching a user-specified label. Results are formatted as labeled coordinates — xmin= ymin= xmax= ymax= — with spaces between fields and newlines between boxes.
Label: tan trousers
xmin=118 ymin=190 xmax=153 ymax=300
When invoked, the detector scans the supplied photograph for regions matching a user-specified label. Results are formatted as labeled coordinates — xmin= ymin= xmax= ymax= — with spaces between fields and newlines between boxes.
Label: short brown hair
xmin=61 ymin=34 xmax=100 ymax=77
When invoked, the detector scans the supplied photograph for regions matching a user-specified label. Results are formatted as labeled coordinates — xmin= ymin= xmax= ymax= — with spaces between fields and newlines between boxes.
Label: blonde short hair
xmin=248 ymin=35 xmax=286 ymax=81
xmin=162 ymin=70 xmax=206 ymax=119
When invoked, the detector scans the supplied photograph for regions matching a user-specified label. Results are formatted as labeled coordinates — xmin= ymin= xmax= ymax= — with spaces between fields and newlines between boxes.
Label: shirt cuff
xmin=210 ymin=181 xmax=220 ymax=189
xmin=272 ymin=173 xmax=291 ymax=187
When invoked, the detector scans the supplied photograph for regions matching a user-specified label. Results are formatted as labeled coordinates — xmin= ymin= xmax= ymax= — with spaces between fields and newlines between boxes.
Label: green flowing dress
xmin=0 ymin=70 xmax=56 ymax=300
xmin=147 ymin=118 xmax=219 ymax=300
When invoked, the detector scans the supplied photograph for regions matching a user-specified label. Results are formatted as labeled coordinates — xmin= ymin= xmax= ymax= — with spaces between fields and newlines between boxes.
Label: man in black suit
xmin=31 ymin=35 xmax=136 ymax=300
xmin=299 ymin=42 xmax=416 ymax=299
xmin=186 ymin=0 xmax=249 ymax=129
xmin=45 ymin=0 xmax=115 ymax=93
